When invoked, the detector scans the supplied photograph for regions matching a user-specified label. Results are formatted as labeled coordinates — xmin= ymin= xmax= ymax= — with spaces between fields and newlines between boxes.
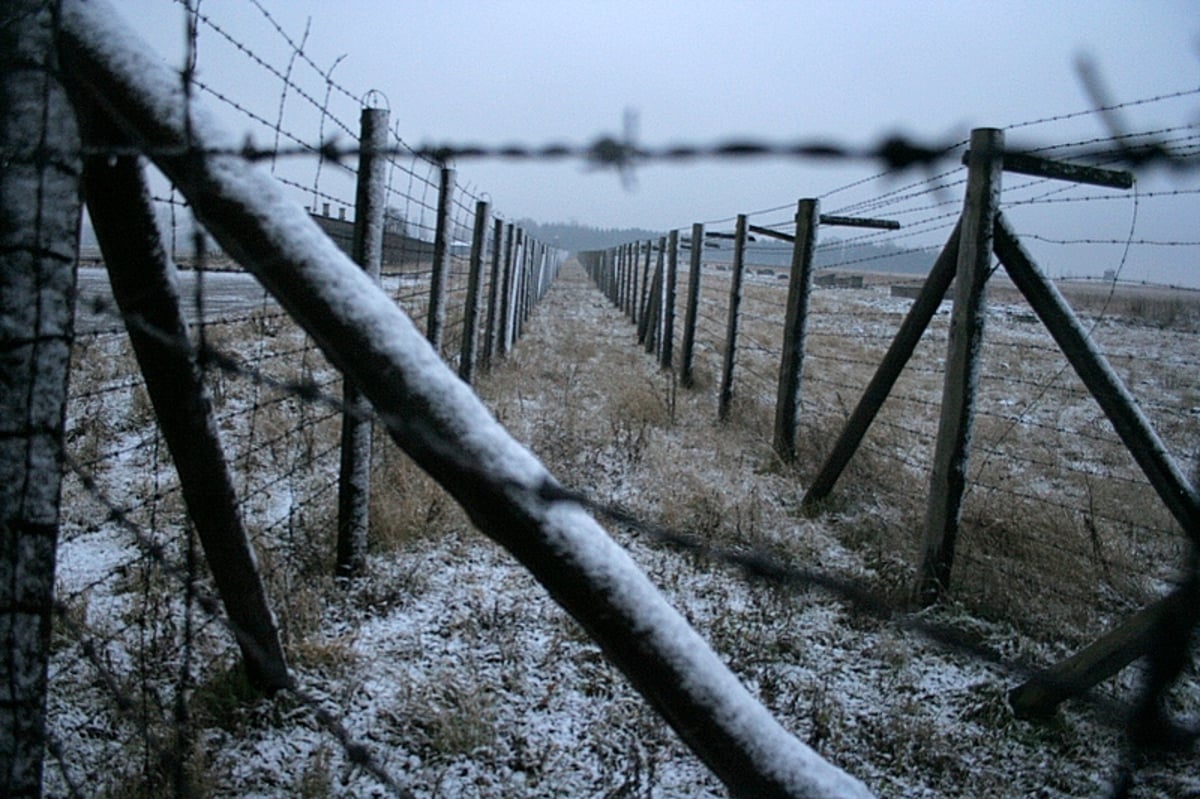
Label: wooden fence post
xmin=459 ymin=200 xmax=490 ymax=384
xmin=426 ymin=164 xmax=455 ymax=351
xmin=601 ymin=248 xmax=611 ymax=303
xmin=511 ymin=232 xmax=524 ymax=343
xmin=0 ymin=7 xmax=82 ymax=791
xmin=337 ymin=106 xmax=389 ymax=580
xmin=641 ymin=240 xmax=654 ymax=325
xmin=616 ymin=245 xmax=625 ymax=308
xmin=613 ymin=243 xmax=623 ymax=308
xmin=481 ymin=217 xmax=504 ymax=370
xmin=915 ymin=127 xmax=1004 ymax=607
xmin=628 ymin=237 xmax=638 ymax=321
xmin=636 ymin=243 xmax=649 ymax=337
xmin=718 ymin=215 xmax=749 ymax=422
xmin=637 ymin=241 xmax=652 ymax=343
xmin=607 ymin=246 xmax=616 ymax=304
xmin=498 ymin=226 xmax=518 ymax=356
xmin=645 ymin=237 xmax=666 ymax=355
xmin=772 ymin=199 xmax=819 ymax=462
xmin=633 ymin=237 xmax=643 ymax=316
xmin=628 ymin=241 xmax=638 ymax=316
xmin=517 ymin=234 xmax=531 ymax=339
xmin=537 ymin=241 xmax=548 ymax=303
xmin=661 ymin=230 xmax=679 ymax=369
xmin=679 ymin=223 xmax=704 ymax=388
xmin=623 ymin=242 xmax=633 ymax=315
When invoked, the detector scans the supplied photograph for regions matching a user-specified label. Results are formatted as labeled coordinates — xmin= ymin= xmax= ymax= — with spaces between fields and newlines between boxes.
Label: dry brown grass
xmin=664 ymin=263 xmax=1196 ymax=646
xmin=369 ymin=441 xmax=462 ymax=550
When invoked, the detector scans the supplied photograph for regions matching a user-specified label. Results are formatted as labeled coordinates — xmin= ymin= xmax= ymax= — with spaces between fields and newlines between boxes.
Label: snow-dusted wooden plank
xmin=57 ymin=2 xmax=872 ymax=796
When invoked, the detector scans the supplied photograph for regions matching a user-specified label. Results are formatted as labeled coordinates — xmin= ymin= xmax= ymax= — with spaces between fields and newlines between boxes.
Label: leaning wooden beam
xmin=975 ymin=150 xmax=1134 ymax=190
xmin=993 ymin=213 xmax=1200 ymax=539
xmin=58 ymin=4 xmax=871 ymax=797
xmin=75 ymin=102 xmax=292 ymax=691
xmin=1008 ymin=590 xmax=1185 ymax=719
xmin=802 ymin=220 xmax=961 ymax=508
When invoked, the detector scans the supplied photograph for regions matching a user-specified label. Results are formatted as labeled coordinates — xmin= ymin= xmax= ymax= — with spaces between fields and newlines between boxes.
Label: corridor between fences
xmin=3 ymin=1 xmax=1199 ymax=798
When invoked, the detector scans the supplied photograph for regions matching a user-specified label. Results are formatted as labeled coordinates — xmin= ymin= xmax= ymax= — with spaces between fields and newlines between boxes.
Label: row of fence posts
xmin=335 ymin=107 xmax=563 ymax=580
xmin=63 ymin=102 xmax=562 ymax=697
xmin=578 ymin=202 xmax=897 ymax=461
xmin=580 ymin=127 xmax=1199 ymax=719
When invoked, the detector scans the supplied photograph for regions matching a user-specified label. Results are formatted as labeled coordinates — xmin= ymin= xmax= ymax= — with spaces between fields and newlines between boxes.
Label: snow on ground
xmin=46 ymin=263 xmax=1197 ymax=798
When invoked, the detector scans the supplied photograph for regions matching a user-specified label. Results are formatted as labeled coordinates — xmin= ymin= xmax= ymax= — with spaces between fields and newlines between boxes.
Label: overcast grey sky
xmin=115 ymin=0 xmax=1199 ymax=284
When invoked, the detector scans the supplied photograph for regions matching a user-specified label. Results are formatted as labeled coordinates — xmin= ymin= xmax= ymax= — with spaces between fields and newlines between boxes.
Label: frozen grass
xmin=46 ymin=261 xmax=1199 ymax=797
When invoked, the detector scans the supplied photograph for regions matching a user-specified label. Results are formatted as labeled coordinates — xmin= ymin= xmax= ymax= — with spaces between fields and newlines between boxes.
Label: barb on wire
xmin=1076 ymin=55 xmax=1181 ymax=171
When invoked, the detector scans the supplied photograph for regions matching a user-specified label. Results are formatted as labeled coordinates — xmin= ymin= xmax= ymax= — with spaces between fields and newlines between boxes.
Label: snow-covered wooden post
xmin=336 ymin=106 xmax=388 ymax=580
xmin=459 ymin=200 xmax=489 ymax=384
xmin=915 ymin=128 xmax=1003 ymax=607
xmin=425 ymin=165 xmax=455 ymax=353
xmin=679 ymin=223 xmax=704 ymax=388
xmin=1 ymin=4 xmax=81 ymax=794
xmin=718 ymin=215 xmax=749 ymax=422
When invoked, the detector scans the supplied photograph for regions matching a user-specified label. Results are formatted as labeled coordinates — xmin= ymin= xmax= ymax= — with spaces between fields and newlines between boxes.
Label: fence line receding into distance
xmin=2 ymin=0 xmax=1198 ymax=797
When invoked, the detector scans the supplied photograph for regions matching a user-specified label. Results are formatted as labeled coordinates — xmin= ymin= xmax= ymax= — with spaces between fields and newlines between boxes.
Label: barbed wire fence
xmin=3 ymin=0 xmax=1197 ymax=796
xmin=43 ymin=1 xmax=559 ymax=797
xmin=579 ymin=89 xmax=1199 ymax=798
